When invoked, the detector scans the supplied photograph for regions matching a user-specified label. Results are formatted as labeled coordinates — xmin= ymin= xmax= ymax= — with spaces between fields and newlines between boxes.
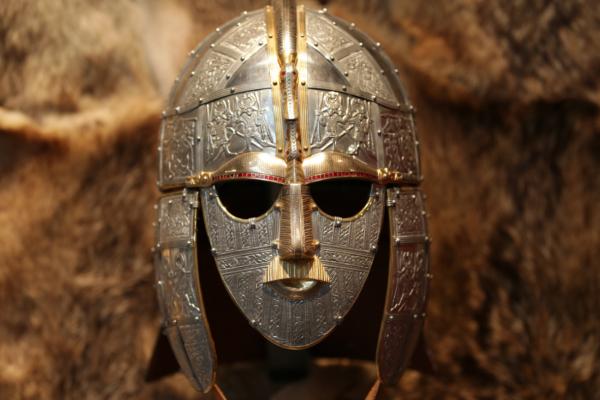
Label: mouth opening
xmin=264 ymin=256 xmax=330 ymax=299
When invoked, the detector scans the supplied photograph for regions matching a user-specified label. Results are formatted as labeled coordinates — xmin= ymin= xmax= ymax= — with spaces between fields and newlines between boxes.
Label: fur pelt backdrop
xmin=0 ymin=0 xmax=598 ymax=399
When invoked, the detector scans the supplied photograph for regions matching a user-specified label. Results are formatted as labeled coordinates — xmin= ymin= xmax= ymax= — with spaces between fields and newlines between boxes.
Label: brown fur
xmin=0 ymin=0 xmax=598 ymax=399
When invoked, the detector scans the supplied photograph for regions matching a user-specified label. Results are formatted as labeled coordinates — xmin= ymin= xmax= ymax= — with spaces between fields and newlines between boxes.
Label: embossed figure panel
xmin=338 ymin=51 xmax=396 ymax=104
xmin=200 ymin=90 xmax=277 ymax=170
xmin=380 ymin=108 xmax=419 ymax=178
xmin=154 ymin=191 xmax=216 ymax=393
xmin=306 ymin=11 xmax=353 ymax=56
xmin=391 ymin=189 xmax=427 ymax=239
xmin=200 ymin=184 xmax=384 ymax=348
xmin=160 ymin=116 xmax=196 ymax=186
xmin=308 ymin=90 xmax=377 ymax=166
xmin=158 ymin=193 xmax=195 ymax=244
xmin=173 ymin=11 xmax=268 ymax=108
xmin=179 ymin=51 xmax=236 ymax=107
xmin=220 ymin=12 xmax=267 ymax=55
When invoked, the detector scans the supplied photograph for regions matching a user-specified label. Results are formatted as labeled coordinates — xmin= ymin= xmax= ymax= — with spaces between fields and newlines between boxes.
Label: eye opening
xmin=215 ymin=180 xmax=282 ymax=219
xmin=309 ymin=179 xmax=372 ymax=218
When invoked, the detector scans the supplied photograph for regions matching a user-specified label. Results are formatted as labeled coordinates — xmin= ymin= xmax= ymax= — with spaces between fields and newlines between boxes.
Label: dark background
xmin=0 ymin=0 xmax=598 ymax=398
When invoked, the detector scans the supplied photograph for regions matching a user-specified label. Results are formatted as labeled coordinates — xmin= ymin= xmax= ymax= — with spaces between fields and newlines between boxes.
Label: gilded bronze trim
xmin=297 ymin=5 xmax=310 ymax=156
xmin=186 ymin=152 xmax=287 ymax=188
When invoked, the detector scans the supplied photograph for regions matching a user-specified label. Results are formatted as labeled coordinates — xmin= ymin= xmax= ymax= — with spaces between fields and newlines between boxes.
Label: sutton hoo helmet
xmin=153 ymin=0 xmax=430 ymax=397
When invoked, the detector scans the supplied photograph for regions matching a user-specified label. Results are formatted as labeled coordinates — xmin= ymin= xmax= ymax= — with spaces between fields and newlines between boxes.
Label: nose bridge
xmin=278 ymin=163 xmax=315 ymax=260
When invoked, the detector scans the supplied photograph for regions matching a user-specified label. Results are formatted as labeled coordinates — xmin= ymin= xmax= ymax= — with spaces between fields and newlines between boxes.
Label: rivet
xmin=250 ymin=319 xmax=257 ymax=326
xmin=301 ymin=81 xmax=306 ymax=86
xmin=334 ymin=218 xmax=342 ymax=228
xmin=210 ymin=43 xmax=215 ymax=48
xmin=413 ymin=314 xmax=419 ymax=319
xmin=427 ymin=273 xmax=434 ymax=279
xmin=161 ymin=110 xmax=167 ymax=117
xmin=258 ymin=40 xmax=264 ymax=46
xmin=172 ymin=319 xmax=178 ymax=325
xmin=394 ymin=68 xmax=399 ymax=74
xmin=230 ymin=87 xmax=236 ymax=93
xmin=236 ymin=22 xmax=241 ymax=27
xmin=377 ymin=129 xmax=382 ymax=136
xmin=350 ymin=22 xmax=356 ymax=29
xmin=240 ymin=56 xmax=245 ymax=61
xmin=342 ymin=85 xmax=347 ymax=91
xmin=216 ymin=27 xmax=221 ymax=32
xmin=157 ymin=280 xmax=163 ymax=286
xmin=187 ymin=240 xmax=192 ymax=247
xmin=359 ymin=42 xmax=364 ymax=47
xmin=168 ymin=200 xmax=173 ymax=205
xmin=422 ymin=312 xmax=427 ymax=318
xmin=211 ymin=247 xmax=217 ymax=254
xmin=344 ymin=71 xmax=349 ymax=76
xmin=371 ymin=95 xmax=377 ymax=101
xmin=395 ymin=237 xmax=401 ymax=245
xmin=273 ymin=80 xmax=278 ymax=86
xmin=380 ymin=69 xmax=385 ymax=74
xmin=225 ymin=74 xmax=231 ymax=79
xmin=190 ymin=71 xmax=195 ymax=76
xmin=388 ymin=314 xmax=395 ymax=320
xmin=370 ymin=244 xmax=377 ymax=253
xmin=376 ymin=42 xmax=381 ymax=48
xmin=271 ymin=240 xmax=279 ymax=249
xmin=314 ymin=42 xmax=319 ymax=47
xmin=175 ymin=106 xmax=181 ymax=114
xmin=153 ymin=204 xmax=158 ymax=210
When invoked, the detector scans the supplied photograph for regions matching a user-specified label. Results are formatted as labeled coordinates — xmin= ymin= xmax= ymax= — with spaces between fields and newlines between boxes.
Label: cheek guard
xmin=153 ymin=2 xmax=431 ymax=397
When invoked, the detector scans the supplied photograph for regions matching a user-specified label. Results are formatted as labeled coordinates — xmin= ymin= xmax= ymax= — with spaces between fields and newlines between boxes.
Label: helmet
xmin=154 ymin=1 xmax=429 ymax=396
